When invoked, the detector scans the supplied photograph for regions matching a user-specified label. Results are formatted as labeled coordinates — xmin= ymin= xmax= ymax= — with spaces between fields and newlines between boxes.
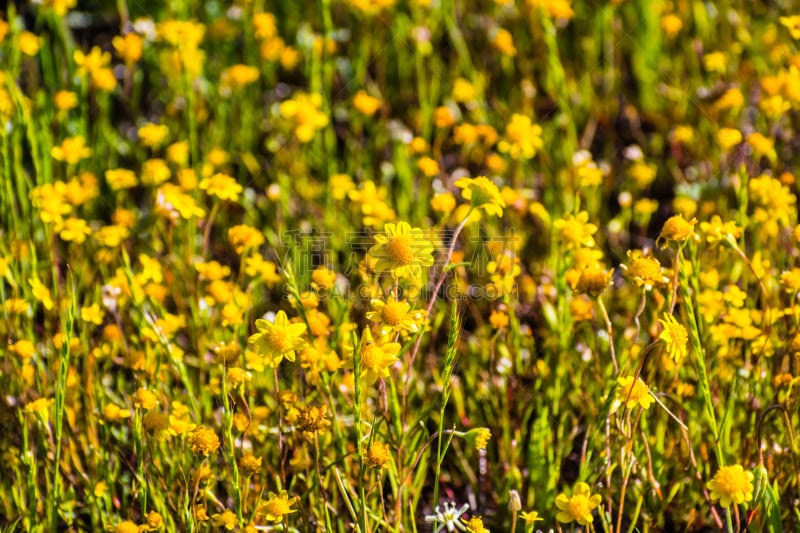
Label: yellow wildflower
xmin=707 ymin=465 xmax=754 ymax=508
xmin=616 ymin=376 xmax=653 ymax=410
xmin=248 ymin=310 xmax=307 ymax=366
xmin=260 ymin=490 xmax=299 ymax=523
xmin=454 ymin=176 xmax=506 ymax=217
xmin=369 ymin=221 xmax=435 ymax=279
xmin=555 ymin=482 xmax=602 ymax=525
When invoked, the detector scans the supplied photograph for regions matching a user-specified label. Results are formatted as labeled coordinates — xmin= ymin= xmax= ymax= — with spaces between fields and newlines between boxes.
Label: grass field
xmin=2 ymin=0 xmax=800 ymax=531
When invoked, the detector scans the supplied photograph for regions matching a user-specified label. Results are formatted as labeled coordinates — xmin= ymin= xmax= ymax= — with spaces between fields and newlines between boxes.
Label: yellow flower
xmin=492 ymin=28 xmax=516 ymax=56
xmin=10 ymin=340 xmax=36 ymax=360
xmin=717 ymin=128 xmax=742 ymax=152
xmin=137 ymin=123 xmax=169 ymax=148
xmin=365 ymin=441 xmax=392 ymax=469
xmin=24 ymin=397 xmax=53 ymax=420
xmin=81 ymin=304 xmax=104 ymax=325
xmin=29 ymin=277 xmax=55 ymax=311
xmin=73 ymin=47 xmax=117 ymax=91
xmin=38 ymin=0 xmax=78 ymax=16
xmin=54 ymin=90 xmax=78 ymax=111
xmin=220 ymin=64 xmax=260 ymax=89
xmin=111 ymin=520 xmax=140 ymax=533
xmin=188 ymin=425 xmax=221 ymax=456
xmin=211 ymin=510 xmax=238 ymax=530
xmin=780 ymin=16 xmax=800 ymax=39
xmin=462 ymin=516 xmax=490 ymax=533
xmin=498 ymin=114 xmax=543 ymax=159
xmin=353 ymin=90 xmax=382 ymax=116
xmin=455 ymin=176 xmax=506 ymax=217
xmin=555 ymin=482 xmax=601 ymax=525
xmin=658 ymin=313 xmax=688 ymax=364
xmin=369 ymin=222 xmax=435 ymax=279
xmin=112 ymin=32 xmax=143 ymax=65
xmin=51 ymin=136 xmax=92 ymax=165
xmin=57 ymin=217 xmax=92 ymax=244
xmin=105 ymin=169 xmax=138 ymax=190
xmin=199 ymin=173 xmax=242 ymax=202
xmin=573 ymin=265 xmax=611 ymax=298
xmin=657 ymin=214 xmax=697 ymax=248
xmin=228 ymin=224 xmax=265 ymax=254
xmin=239 ymin=454 xmax=263 ymax=476
xmin=19 ymin=31 xmax=41 ymax=56
xmin=616 ymin=375 xmax=653 ymax=410
xmin=260 ymin=490 xmax=299 ymax=523
xmin=431 ymin=192 xmax=457 ymax=213
xmin=554 ymin=211 xmax=598 ymax=249
xmin=103 ymin=403 xmax=132 ymax=423
xmin=248 ymin=310 xmax=307 ymax=366
xmin=279 ymin=92 xmax=329 ymax=143
xmin=132 ymin=388 xmax=159 ymax=410
xmin=707 ymin=465 xmax=754 ymax=508
xmin=622 ymin=250 xmax=668 ymax=290
xmin=357 ymin=329 xmax=400 ymax=384
xmin=699 ymin=215 xmax=741 ymax=244
xmin=520 ymin=510 xmax=543 ymax=524
xmin=144 ymin=511 xmax=164 ymax=531
xmin=366 ymin=298 xmax=424 ymax=337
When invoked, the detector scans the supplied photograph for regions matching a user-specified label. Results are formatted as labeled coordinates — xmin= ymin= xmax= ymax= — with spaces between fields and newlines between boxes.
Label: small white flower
xmin=424 ymin=502 xmax=470 ymax=532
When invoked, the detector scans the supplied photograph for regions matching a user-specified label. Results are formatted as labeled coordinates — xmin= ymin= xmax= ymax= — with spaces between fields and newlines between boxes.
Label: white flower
xmin=424 ymin=502 xmax=470 ymax=532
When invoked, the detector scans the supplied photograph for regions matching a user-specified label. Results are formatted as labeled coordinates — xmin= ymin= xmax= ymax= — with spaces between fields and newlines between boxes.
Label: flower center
xmin=387 ymin=236 xmax=414 ymax=265
xmin=360 ymin=344 xmax=380 ymax=369
xmin=717 ymin=470 xmax=748 ymax=494
xmin=382 ymin=301 xmax=405 ymax=326
xmin=266 ymin=328 xmax=291 ymax=353
xmin=567 ymin=494 xmax=591 ymax=521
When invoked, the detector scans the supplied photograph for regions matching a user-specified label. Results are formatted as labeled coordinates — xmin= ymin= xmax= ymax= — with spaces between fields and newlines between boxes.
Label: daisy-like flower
xmin=553 ymin=211 xmax=598 ymax=249
xmin=555 ymin=482 xmax=602 ymax=525
xmin=658 ymin=313 xmax=689 ymax=364
xmin=424 ymin=502 xmax=470 ymax=533
xmin=259 ymin=490 xmax=299 ymax=523
xmin=707 ymin=464 xmax=754 ymax=508
xmin=366 ymin=298 xmax=425 ymax=337
xmin=369 ymin=222 xmax=435 ymax=279
xmin=621 ymin=249 xmax=669 ymax=290
xmin=248 ymin=310 xmax=307 ymax=366
xmin=199 ymin=173 xmax=242 ymax=202
xmin=616 ymin=376 xmax=654 ymax=410
xmin=454 ymin=176 xmax=505 ymax=217
xmin=519 ymin=510 xmax=543 ymax=525
xmin=357 ymin=329 xmax=401 ymax=384
xmin=657 ymin=214 xmax=697 ymax=248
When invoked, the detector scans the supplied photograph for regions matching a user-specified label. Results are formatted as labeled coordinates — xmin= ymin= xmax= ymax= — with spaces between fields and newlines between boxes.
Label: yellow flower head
xmin=357 ymin=328 xmax=401 ymax=384
xmin=211 ymin=510 xmax=237 ymax=530
xmin=554 ymin=211 xmax=598 ymax=249
xmin=369 ymin=222 xmax=435 ymax=279
xmin=616 ymin=375 xmax=653 ymax=410
xmin=454 ymin=176 xmax=506 ymax=217
xmin=199 ymin=173 xmax=242 ymax=202
xmin=248 ymin=310 xmax=307 ymax=366
xmin=707 ymin=464 xmax=754 ymax=508
xmin=366 ymin=298 xmax=424 ymax=337
xmin=657 ymin=214 xmax=697 ymax=248
xmin=366 ymin=441 xmax=392 ymax=469
xmin=51 ymin=136 xmax=92 ymax=165
xmin=188 ymin=425 xmax=221 ymax=456
xmin=260 ymin=490 xmax=299 ymax=523
xmin=658 ymin=313 xmax=688 ymax=364
xmin=622 ymin=250 xmax=668 ymax=290
xmin=555 ymin=482 xmax=602 ymax=525
xmin=461 ymin=515 xmax=490 ymax=533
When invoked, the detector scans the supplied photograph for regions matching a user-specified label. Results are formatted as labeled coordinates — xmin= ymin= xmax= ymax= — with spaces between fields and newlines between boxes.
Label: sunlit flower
xmin=357 ymin=328 xmax=400 ymax=384
xmin=616 ymin=376 xmax=653 ymax=410
xmin=112 ymin=32 xmax=143 ymax=65
xmin=199 ymin=173 xmax=242 ymax=202
xmin=366 ymin=298 xmax=424 ymax=337
xmin=369 ymin=222 xmax=435 ymax=279
xmin=455 ymin=176 xmax=506 ymax=217
xmin=366 ymin=441 xmax=392 ymax=469
xmin=353 ymin=90 xmax=382 ymax=116
xmin=554 ymin=211 xmax=598 ymax=249
xmin=260 ymin=490 xmax=299 ymax=523
xmin=211 ymin=510 xmax=237 ymax=530
xmin=51 ymin=136 xmax=92 ymax=165
xmin=248 ymin=310 xmax=307 ymax=366
xmin=555 ymin=482 xmax=602 ymax=525
xmin=188 ymin=425 xmax=221 ymax=456
xmin=659 ymin=313 xmax=688 ymax=364
xmin=707 ymin=465 xmax=754 ymax=508
xmin=658 ymin=214 xmax=697 ymax=248
xmin=462 ymin=516 xmax=489 ymax=533
xmin=622 ymin=250 xmax=668 ymax=290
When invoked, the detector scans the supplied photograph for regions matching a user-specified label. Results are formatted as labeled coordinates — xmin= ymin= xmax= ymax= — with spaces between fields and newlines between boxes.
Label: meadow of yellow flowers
xmin=2 ymin=0 xmax=800 ymax=531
